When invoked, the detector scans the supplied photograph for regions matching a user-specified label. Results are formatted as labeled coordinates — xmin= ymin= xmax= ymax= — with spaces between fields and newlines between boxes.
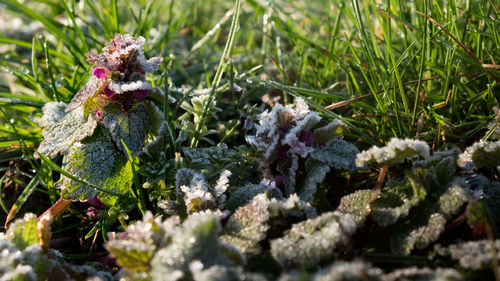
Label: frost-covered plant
xmin=35 ymin=34 xmax=162 ymax=201
xmin=457 ymin=139 xmax=500 ymax=170
xmin=355 ymin=138 xmax=430 ymax=168
xmin=221 ymin=193 xmax=316 ymax=256
xmin=270 ymin=210 xmax=358 ymax=268
xmin=157 ymin=168 xmax=232 ymax=215
xmin=278 ymin=260 xmax=382 ymax=281
xmin=0 ymin=213 xmax=112 ymax=281
xmin=381 ymin=267 xmax=462 ymax=281
xmin=448 ymin=240 xmax=500 ymax=270
xmin=251 ymin=97 xmax=358 ymax=202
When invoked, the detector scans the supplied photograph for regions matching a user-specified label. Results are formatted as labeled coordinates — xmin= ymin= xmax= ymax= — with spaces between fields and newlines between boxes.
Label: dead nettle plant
xmin=33 ymin=34 xmax=163 ymax=237
xmin=248 ymin=97 xmax=359 ymax=203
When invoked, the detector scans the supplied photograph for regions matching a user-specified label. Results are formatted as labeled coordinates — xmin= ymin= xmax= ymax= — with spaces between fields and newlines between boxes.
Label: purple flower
xmin=104 ymin=86 xmax=115 ymax=98
xmin=92 ymin=67 xmax=108 ymax=80
xmin=85 ymin=196 xmax=105 ymax=219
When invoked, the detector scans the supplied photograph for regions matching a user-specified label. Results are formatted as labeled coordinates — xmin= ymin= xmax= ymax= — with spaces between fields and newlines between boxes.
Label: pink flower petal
xmin=92 ymin=67 xmax=108 ymax=79
xmin=104 ymin=86 xmax=115 ymax=97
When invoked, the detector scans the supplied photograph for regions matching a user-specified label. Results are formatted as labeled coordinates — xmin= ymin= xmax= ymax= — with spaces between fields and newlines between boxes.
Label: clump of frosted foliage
xmin=279 ymin=260 xmax=382 ymax=281
xmin=150 ymin=211 xmax=239 ymax=280
xmin=252 ymin=97 xmax=358 ymax=202
xmin=0 ymin=213 xmax=112 ymax=281
xmin=381 ymin=267 xmax=463 ymax=281
xmin=189 ymin=262 xmax=268 ymax=281
xmin=449 ymin=240 xmax=500 ymax=270
xmin=222 ymin=193 xmax=316 ymax=256
xmin=457 ymin=140 xmax=500 ymax=169
xmin=270 ymin=211 xmax=358 ymax=268
xmin=105 ymin=211 xmax=180 ymax=276
xmin=356 ymin=138 xmax=430 ymax=167
xmin=171 ymin=168 xmax=231 ymax=214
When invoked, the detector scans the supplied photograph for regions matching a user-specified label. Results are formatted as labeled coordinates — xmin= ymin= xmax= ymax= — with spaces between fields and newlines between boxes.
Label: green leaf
xmin=37 ymin=107 xmax=98 ymax=159
xmin=102 ymin=102 xmax=151 ymax=156
xmin=57 ymin=128 xmax=121 ymax=201
xmin=338 ymin=189 xmax=377 ymax=224
xmin=6 ymin=213 xmax=39 ymax=250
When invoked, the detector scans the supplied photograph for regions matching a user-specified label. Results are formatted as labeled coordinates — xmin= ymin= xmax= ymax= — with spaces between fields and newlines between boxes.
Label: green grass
xmin=0 ymin=0 xmax=498 ymax=270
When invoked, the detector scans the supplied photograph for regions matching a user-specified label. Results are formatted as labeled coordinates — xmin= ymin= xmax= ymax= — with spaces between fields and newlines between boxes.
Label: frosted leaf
xmin=35 ymin=101 xmax=68 ymax=127
xmin=438 ymin=178 xmax=470 ymax=218
xmin=391 ymin=213 xmax=446 ymax=255
xmin=413 ymin=147 xmax=461 ymax=168
xmin=370 ymin=183 xmax=421 ymax=227
xmin=311 ymin=260 xmax=382 ymax=281
xmin=338 ymin=189 xmax=377 ymax=224
xmin=381 ymin=267 xmax=462 ymax=281
xmin=143 ymin=100 xmax=164 ymax=135
xmin=356 ymin=138 xmax=430 ymax=167
xmin=225 ymin=183 xmax=267 ymax=211
xmin=312 ymin=119 xmax=345 ymax=146
xmin=299 ymin=159 xmax=331 ymax=202
xmin=310 ymin=138 xmax=359 ymax=171
xmin=105 ymin=211 xmax=180 ymax=275
xmin=449 ymin=240 xmax=500 ymax=270
xmin=269 ymin=193 xmax=317 ymax=220
xmin=66 ymin=75 xmax=106 ymax=113
xmin=138 ymin=121 xmax=170 ymax=181
xmin=182 ymin=144 xmax=243 ymax=172
xmin=221 ymin=194 xmax=271 ymax=256
xmin=487 ymin=106 xmax=500 ymax=140
xmin=57 ymin=130 xmax=118 ymax=201
xmin=36 ymin=107 xmax=98 ymax=159
xmin=270 ymin=211 xmax=358 ymax=268
xmin=458 ymin=140 xmax=500 ymax=169
xmin=6 ymin=213 xmax=39 ymax=250
xmin=102 ymin=102 xmax=151 ymax=156
xmin=150 ymin=213 xmax=224 ymax=279
xmin=214 ymin=170 xmax=232 ymax=208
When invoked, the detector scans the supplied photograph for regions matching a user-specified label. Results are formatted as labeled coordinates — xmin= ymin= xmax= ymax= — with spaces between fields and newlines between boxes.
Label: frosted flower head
xmin=253 ymin=97 xmax=345 ymax=160
xmin=67 ymin=34 xmax=163 ymax=114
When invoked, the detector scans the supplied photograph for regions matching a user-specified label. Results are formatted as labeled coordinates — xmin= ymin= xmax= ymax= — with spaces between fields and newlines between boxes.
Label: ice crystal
xmin=458 ymin=140 xmax=500 ymax=169
xmin=35 ymin=101 xmax=68 ymax=127
xmin=36 ymin=107 xmax=98 ymax=159
xmin=449 ymin=240 xmax=500 ymax=270
xmin=381 ymin=267 xmax=462 ymax=281
xmin=102 ymin=102 xmax=151 ymax=156
xmin=225 ymin=183 xmax=267 ymax=211
xmin=270 ymin=211 xmax=358 ymax=268
xmin=356 ymin=138 xmax=430 ymax=167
